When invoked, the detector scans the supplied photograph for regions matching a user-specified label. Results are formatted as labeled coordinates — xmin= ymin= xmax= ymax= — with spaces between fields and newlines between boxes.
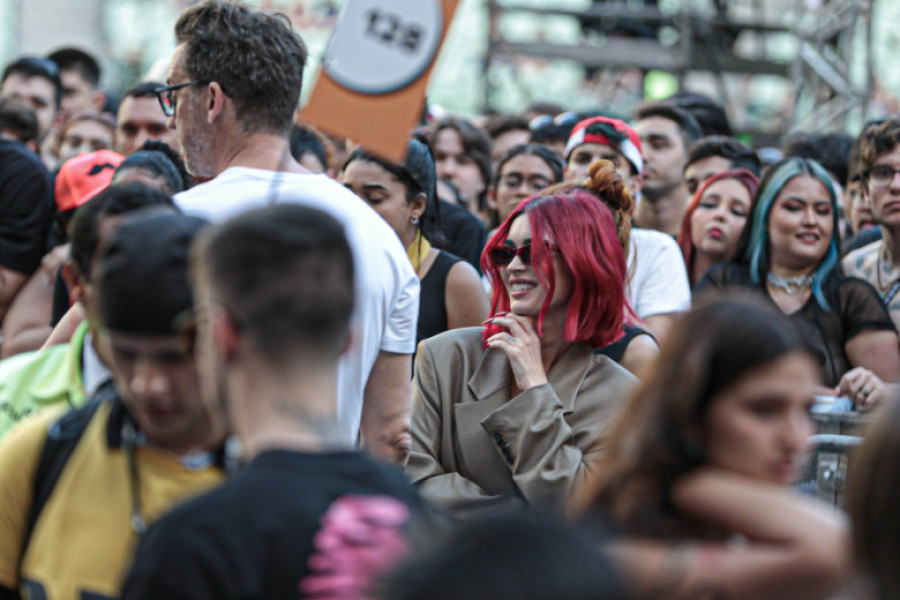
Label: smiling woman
xmin=406 ymin=189 xmax=636 ymax=518
xmin=695 ymin=157 xmax=900 ymax=405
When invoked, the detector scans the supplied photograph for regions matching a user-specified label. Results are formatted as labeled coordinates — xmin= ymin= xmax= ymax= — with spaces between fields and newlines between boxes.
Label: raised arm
xmin=609 ymin=468 xmax=849 ymax=600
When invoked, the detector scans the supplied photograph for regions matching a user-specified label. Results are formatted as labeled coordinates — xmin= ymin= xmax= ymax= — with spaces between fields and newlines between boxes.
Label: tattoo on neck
xmin=271 ymin=398 xmax=341 ymax=441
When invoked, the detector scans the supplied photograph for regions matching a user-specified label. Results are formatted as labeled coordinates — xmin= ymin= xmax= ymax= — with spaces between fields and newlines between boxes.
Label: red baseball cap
xmin=55 ymin=149 xmax=124 ymax=212
xmin=564 ymin=116 xmax=644 ymax=174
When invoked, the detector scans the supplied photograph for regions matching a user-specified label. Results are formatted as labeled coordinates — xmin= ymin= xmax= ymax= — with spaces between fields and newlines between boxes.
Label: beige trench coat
xmin=406 ymin=327 xmax=636 ymax=519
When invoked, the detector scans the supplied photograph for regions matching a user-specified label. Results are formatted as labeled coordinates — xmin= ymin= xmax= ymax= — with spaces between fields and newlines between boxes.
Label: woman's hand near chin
xmin=485 ymin=313 xmax=548 ymax=392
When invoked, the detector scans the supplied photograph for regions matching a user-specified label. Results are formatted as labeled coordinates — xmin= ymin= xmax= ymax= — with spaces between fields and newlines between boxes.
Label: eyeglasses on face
xmin=489 ymin=240 xmax=560 ymax=267
xmin=867 ymin=165 xmax=900 ymax=189
xmin=155 ymin=81 xmax=208 ymax=117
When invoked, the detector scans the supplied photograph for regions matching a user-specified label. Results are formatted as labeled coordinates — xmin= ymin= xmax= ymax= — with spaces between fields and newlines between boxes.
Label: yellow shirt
xmin=0 ymin=400 xmax=224 ymax=600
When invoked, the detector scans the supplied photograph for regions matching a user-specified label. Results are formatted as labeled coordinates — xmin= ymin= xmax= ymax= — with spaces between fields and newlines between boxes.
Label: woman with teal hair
xmin=696 ymin=157 xmax=900 ymax=406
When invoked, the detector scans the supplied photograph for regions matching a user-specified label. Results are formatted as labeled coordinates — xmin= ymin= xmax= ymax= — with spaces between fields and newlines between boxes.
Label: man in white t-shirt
xmin=564 ymin=116 xmax=690 ymax=341
xmin=158 ymin=1 xmax=419 ymax=463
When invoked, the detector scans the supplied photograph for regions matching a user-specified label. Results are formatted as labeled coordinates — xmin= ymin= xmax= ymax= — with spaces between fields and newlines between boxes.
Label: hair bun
xmin=585 ymin=159 xmax=634 ymax=216
xmin=583 ymin=159 xmax=634 ymax=250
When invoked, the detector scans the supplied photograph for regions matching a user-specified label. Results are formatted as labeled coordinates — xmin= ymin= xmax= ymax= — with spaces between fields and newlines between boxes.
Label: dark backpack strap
xmin=17 ymin=382 xmax=116 ymax=574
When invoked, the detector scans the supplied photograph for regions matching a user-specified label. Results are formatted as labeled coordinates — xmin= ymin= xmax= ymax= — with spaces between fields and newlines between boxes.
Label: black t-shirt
xmin=0 ymin=140 xmax=52 ymax=274
xmin=437 ymin=200 xmax=486 ymax=273
xmin=121 ymin=450 xmax=431 ymax=600
xmin=695 ymin=263 xmax=896 ymax=386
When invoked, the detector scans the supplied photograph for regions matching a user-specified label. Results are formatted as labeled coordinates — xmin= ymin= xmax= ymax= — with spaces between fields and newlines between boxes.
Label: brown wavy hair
xmin=571 ymin=294 xmax=813 ymax=539
xmin=541 ymin=159 xmax=634 ymax=252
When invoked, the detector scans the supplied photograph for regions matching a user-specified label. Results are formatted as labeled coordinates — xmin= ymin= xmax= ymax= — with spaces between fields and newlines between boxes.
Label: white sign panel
xmin=323 ymin=0 xmax=444 ymax=95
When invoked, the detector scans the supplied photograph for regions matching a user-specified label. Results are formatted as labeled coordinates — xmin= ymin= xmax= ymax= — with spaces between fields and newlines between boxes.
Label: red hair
xmin=481 ymin=190 xmax=627 ymax=348
xmin=676 ymin=168 xmax=760 ymax=271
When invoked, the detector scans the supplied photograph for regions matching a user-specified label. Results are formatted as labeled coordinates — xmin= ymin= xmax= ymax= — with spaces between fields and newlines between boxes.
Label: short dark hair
xmin=0 ymin=97 xmax=39 ymax=144
xmin=124 ymin=81 xmax=165 ymax=100
xmin=782 ymin=131 xmax=854 ymax=187
xmin=432 ymin=117 xmax=492 ymax=203
xmin=1 ymin=56 xmax=63 ymax=108
xmin=382 ymin=515 xmax=627 ymax=600
xmin=175 ymin=0 xmax=308 ymax=136
xmin=69 ymin=183 xmax=177 ymax=281
xmin=482 ymin=114 xmax=531 ymax=141
xmin=634 ymin=102 xmax=703 ymax=152
xmin=47 ymin=47 xmax=101 ymax=88
xmin=289 ymin=124 xmax=328 ymax=172
xmin=197 ymin=204 xmax=354 ymax=365
xmin=686 ymin=135 xmax=761 ymax=176
xmin=855 ymin=116 xmax=900 ymax=183
xmin=115 ymin=140 xmax=190 ymax=195
xmin=667 ymin=91 xmax=733 ymax=137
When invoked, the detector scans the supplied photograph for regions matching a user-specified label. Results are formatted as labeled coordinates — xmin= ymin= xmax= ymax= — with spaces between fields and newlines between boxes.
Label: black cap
xmin=97 ymin=211 xmax=207 ymax=335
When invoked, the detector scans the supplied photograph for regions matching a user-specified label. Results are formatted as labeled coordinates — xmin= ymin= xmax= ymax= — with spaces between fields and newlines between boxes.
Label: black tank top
xmin=416 ymin=251 xmax=461 ymax=345
xmin=595 ymin=324 xmax=655 ymax=363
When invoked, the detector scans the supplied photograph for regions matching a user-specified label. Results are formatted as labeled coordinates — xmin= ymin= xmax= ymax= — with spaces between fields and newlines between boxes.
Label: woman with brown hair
xmin=574 ymin=295 xmax=849 ymax=600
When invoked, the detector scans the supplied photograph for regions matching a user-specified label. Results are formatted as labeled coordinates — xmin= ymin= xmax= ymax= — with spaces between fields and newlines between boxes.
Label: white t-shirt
xmin=626 ymin=228 xmax=691 ymax=319
xmin=176 ymin=167 xmax=419 ymax=442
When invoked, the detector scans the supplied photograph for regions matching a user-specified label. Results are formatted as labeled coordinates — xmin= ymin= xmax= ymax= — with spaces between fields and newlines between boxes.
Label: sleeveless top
xmin=595 ymin=324 xmax=655 ymax=363
xmin=417 ymin=251 xmax=462 ymax=345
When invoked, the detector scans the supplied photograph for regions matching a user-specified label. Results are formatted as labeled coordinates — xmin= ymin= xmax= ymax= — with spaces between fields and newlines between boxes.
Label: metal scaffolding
xmin=483 ymin=0 xmax=873 ymax=133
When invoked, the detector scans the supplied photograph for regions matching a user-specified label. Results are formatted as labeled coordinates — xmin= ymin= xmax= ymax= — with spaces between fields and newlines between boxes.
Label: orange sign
xmin=301 ymin=0 xmax=459 ymax=163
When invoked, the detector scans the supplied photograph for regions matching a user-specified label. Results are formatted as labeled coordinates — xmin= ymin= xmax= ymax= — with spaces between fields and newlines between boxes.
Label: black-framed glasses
xmin=155 ymin=81 xmax=208 ymax=117
xmin=866 ymin=165 xmax=900 ymax=189
xmin=489 ymin=241 xmax=560 ymax=267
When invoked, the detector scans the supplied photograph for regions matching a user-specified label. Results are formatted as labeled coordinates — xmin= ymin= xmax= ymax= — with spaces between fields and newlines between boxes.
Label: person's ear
xmin=206 ymin=82 xmax=228 ymax=124
xmin=61 ymin=260 xmax=85 ymax=304
xmin=212 ymin=309 xmax=241 ymax=363
xmin=91 ymin=90 xmax=107 ymax=113
xmin=486 ymin=187 xmax=498 ymax=211
xmin=410 ymin=192 xmax=427 ymax=220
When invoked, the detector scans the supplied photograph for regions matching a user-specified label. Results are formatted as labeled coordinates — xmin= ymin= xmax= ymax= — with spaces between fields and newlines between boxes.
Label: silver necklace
xmin=767 ymin=272 xmax=813 ymax=296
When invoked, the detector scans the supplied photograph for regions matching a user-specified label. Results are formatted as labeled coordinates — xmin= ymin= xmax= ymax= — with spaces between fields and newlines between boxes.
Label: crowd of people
xmin=0 ymin=1 xmax=898 ymax=599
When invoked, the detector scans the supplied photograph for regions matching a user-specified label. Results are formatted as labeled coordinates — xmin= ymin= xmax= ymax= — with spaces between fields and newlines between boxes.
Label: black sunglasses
xmin=489 ymin=241 xmax=559 ymax=267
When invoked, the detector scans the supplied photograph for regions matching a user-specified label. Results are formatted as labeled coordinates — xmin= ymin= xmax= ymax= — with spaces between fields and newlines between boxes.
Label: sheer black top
xmin=695 ymin=263 xmax=896 ymax=387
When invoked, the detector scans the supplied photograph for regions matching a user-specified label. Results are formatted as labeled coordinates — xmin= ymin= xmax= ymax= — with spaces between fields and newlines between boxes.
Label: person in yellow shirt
xmin=0 ymin=210 xmax=227 ymax=600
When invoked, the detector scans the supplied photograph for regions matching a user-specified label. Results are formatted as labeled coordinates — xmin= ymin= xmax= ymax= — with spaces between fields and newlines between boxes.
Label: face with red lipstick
xmin=498 ymin=214 xmax=573 ymax=322
xmin=703 ymin=351 xmax=817 ymax=485
xmin=690 ymin=178 xmax=752 ymax=262
xmin=767 ymin=175 xmax=833 ymax=272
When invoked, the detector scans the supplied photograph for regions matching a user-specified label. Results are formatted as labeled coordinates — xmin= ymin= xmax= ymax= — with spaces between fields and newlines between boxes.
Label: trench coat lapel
xmin=453 ymin=346 xmax=520 ymax=497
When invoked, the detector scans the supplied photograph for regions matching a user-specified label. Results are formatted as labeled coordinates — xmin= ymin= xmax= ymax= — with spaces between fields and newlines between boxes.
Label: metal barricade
xmin=793 ymin=403 xmax=868 ymax=507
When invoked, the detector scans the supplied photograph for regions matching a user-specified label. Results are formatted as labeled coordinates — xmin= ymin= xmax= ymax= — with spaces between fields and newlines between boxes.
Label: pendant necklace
xmin=767 ymin=272 xmax=813 ymax=296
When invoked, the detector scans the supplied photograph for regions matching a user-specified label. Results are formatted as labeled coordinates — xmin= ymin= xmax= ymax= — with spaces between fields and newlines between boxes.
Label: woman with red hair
xmin=406 ymin=182 xmax=637 ymax=519
xmin=677 ymin=169 xmax=759 ymax=287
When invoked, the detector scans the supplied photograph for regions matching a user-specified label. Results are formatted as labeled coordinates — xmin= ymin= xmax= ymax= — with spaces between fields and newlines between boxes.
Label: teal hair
xmin=743 ymin=157 xmax=840 ymax=311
